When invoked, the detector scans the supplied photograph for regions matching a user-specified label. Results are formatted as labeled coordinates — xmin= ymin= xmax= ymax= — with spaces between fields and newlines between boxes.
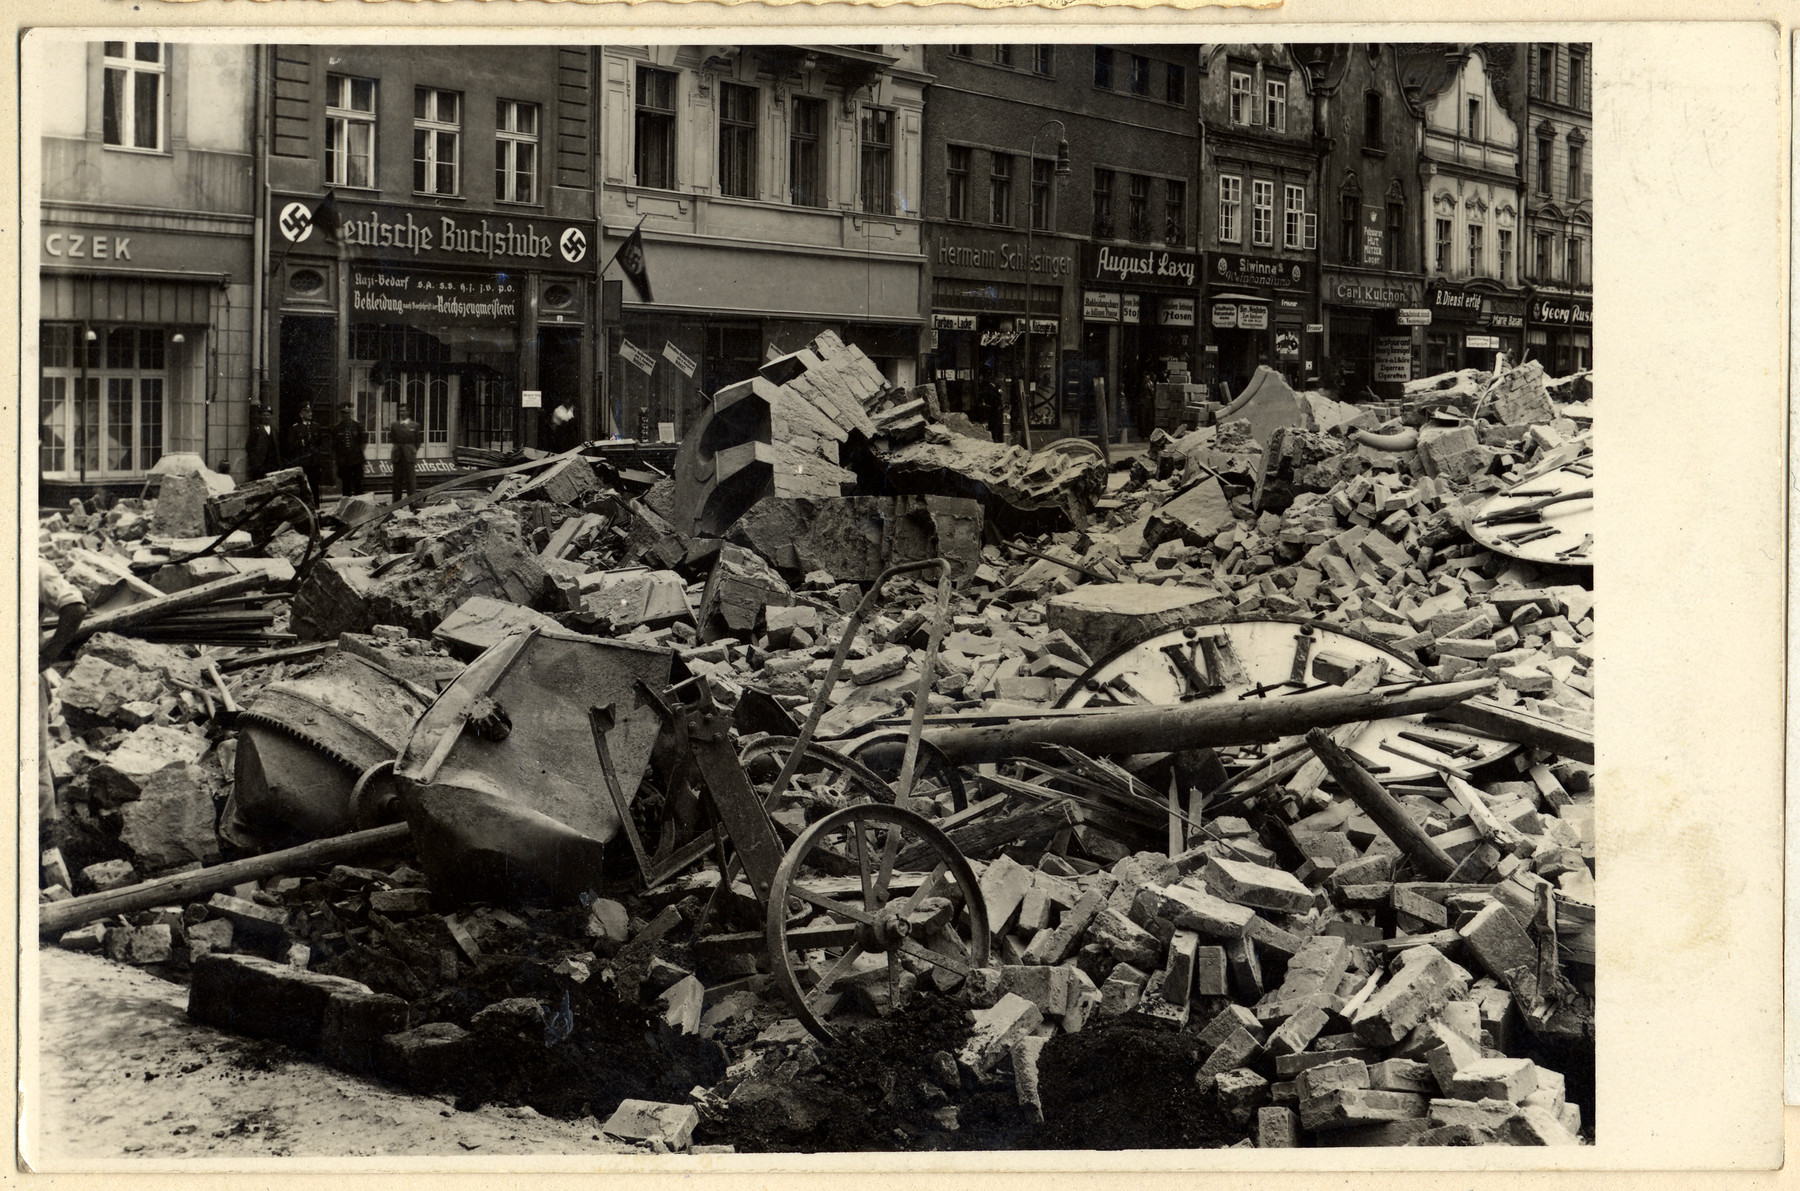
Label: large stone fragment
xmin=602 ymin=1100 xmax=702 ymax=1151
xmin=188 ymin=953 xmax=379 ymax=1049
xmin=431 ymin=596 xmax=567 ymax=656
xmin=1148 ymin=478 xmax=1235 ymax=548
xmin=698 ymin=543 xmax=795 ymax=637
xmin=577 ymin=569 xmax=692 ymax=634
xmin=1046 ymin=583 xmax=1234 ymax=664
xmin=727 ymin=497 xmax=893 ymax=582
xmin=87 ymin=725 xmax=210 ymax=808
xmin=150 ymin=470 xmax=212 ymax=537
xmin=1351 ymin=948 xmax=1466 ymax=1047
xmin=1203 ymin=855 xmax=1316 ymax=914
xmin=958 ymin=993 xmax=1043 ymax=1075
xmin=1134 ymin=883 xmax=1255 ymax=940
xmin=54 ymin=655 xmax=173 ymax=734
xmin=116 ymin=761 xmax=221 ymax=872
xmin=1488 ymin=361 xmax=1555 ymax=426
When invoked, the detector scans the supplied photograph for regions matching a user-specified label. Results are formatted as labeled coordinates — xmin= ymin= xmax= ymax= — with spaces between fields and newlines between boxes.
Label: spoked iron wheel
xmin=739 ymin=734 xmax=898 ymax=816
xmin=766 ymin=803 xmax=989 ymax=1043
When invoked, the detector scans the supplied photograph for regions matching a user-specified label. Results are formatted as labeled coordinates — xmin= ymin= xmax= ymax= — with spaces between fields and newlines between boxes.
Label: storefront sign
xmin=1374 ymin=336 xmax=1413 ymax=383
xmin=933 ymin=313 xmax=978 ymax=331
xmin=1211 ymin=304 xmax=1238 ymax=329
xmin=1489 ymin=312 xmax=1524 ymax=329
xmin=981 ymin=329 xmax=1022 ymax=348
xmin=1028 ymin=318 xmax=1059 ymax=336
xmin=662 ymin=341 xmax=698 ymax=377
xmin=1361 ymin=207 xmax=1385 ymax=267
xmin=1085 ymin=244 xmax=1201 ymax=289
xmin=1121 ymin=295 xmax=1141 ymax=324
xmin=619 ymin=339 xmax=658 ymax=375
xmin=1396 ymin=308 xmax=1433 ymax=327
xmin=1237 ymin=304 xmax=1269 ymax=331
xmin=1209 ymin=252 xmax=1314 ymax=292
xmin=1323 ymin=271 xmax=1424 ymax=309
xmin=1466 ymin=334 xmax=1501 ymax=349
xmin=350 ymin=267 xmax=522 ymax=327
xmin=521 ymin=389 xmax=543 ymax=409
xmin=1305 ymin=323 xmax=1324 ymax=334
xmin=934 ymin=228 xmax=1076 ymax=280
xmin=1275 ymin=330 xmax=1301 ymax=357
xmin=1159 ymin=298 xmax=1196 ymax=327
xmin=41 ymin=222 xmax=249 ymax=277
xmin=275 ymin=194 xmax=594 ymax=272
xmin=1083 ymin=291 xmax=1121 ymax=322
xmin=1428 ymin=284 xmax=1485 ymax=320
xmin=1529 ymin=295 xmax=1593 ymax=327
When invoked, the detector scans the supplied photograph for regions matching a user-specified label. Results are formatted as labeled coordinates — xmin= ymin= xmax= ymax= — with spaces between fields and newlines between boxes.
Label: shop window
xmin=718 ymin=83 xmax=758 ymax=199
xmin=636 ymin=67 xmax=678 ymax=190
xmin=990 ymin=153 xmax=1014 ymax=226
xmin=1467 ymin=97 xmax=1481 ymax=139
xmin=1164 ymin=179 xmax=1186 ymax=246
xmin=1229 ymin=71 xmax=1253 ymax=124
xmin=859 ymin=108 xmax=894 ymax=215
xmin=790 ymin=96 xmax=823 ymax=207
xmin=1569 ymin=47 xmax=1588 ymax=109
xmin=1094 ymin=47 xmax=1114 ymax=90
xmin=1218 ymin=174 xmax=1241 ymax=245
xmin=1362 ymin=92 xmax=1383 ymax=149
xmin=39 ymin=324 xmax=164 ymax=477
xmin=994 ymin=45 xmax=1015 ymax=68
xmin=1128 ymin=174 xmax=1152 ymax=242
xmin=1498 ymin=228 xmax=1513 ymax=282
xmin=1250 ymin=180 xmax=1274 ymax=247
xmin=1266 ymin=78 xmax=1287 ymax=131
xmin=1129 ymin=54 xmax=1151 ymax=97
xmin=1467 ymin=224 xmax=1484 ymax=277
xmin=947 ymin=144 xmax=971 ymax=221
xmin=1034 ymin=46 xmax=1055 ymax=76
xmin=326 ymin=74 xmax=377 ymax=189
xmin=1093 ymin=168 xmax=1116 ymax=239
xmin=1568 ymin=140 xmax=1585 ymax=200
xmin=1385 ymin=201 xmax=1404 ymax=271
xmin=1435 ymin=218 xmax=1452 ymax=274
xmin=413 ymin=87 xmax=461 ymax=196
xmin=1536 ymin=45 xmax=1555 ymax=99
xmin=1166 ymin=63 xmax=1185 ymax=105
xmin=706 ymin=324 xmax=764 ymax=391
xmin=495 ymin=98 xmax=539 ymax=204
xmin=1536 ymin=134 xmax=1554 ymax=195
xmin=1030 ymin=156 xmax=1052 ymax=231
xmin=102 ymin=42 xmax=165 ymax=151
xmin=1283 ymin=184 xmax=1305 ymax=249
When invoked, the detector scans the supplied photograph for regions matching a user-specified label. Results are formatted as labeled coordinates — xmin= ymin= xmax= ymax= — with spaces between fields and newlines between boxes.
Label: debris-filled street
xmin=37 ymin=329 xmax=1595 ymax=1155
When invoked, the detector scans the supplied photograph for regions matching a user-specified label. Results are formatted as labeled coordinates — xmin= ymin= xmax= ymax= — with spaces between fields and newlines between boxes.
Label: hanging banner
xmin=662 ymin=341 xmax=698 ymax=377
xmin=619 ymin=339 xmax=658 ymax=376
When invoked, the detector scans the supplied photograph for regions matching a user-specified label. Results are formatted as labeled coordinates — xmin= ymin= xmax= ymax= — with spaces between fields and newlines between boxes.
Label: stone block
xmin=1445 ymin=1056 xmax=1538 ymax=1103
xmin=1203 ymin=855 xmax=1316 ymax=914
xmin=1299 ymin=1088 xmax=1429 ymax=1133
xmin=1266 ymin=1004 xmax=1331 ymax=1057
xmin=1196 ymin=1027 xmax=1261 ymax=1087
xmin=1134 ymin=883 xmax=1254 ymax=940
xmin=1196 ymin=1003 xmax=1266 ymax=1051
xmin=978 ymin=855 xmax=1035 ymax=935
xmin=602 ymin=1099 xmax=701 ymax=1151
xmin=1350 ymin=948 xmax=1463 ymax=1047
xmin=81 ymin=859 xmax=138 ymax=892
xmin=1369 ymin=1058 xmax=1436 ymax=1094
xmin=1256 ymin=1106 xmax=1300 ymax=1148
xmin=1088 ymin=906 xmax=1164 ymax=970
xmin=185 ymin=918 xmax=235 ymax=958
xmin=1097 ymin=963 xmax=1148 ymax=1019
xmin=1045 ymin=582 xmax=1234 ymax=664
xmin=206 ymin=892 xmax=289 ymax=940
xmin=1294 ymin=1057 xmax=1370 ymax=1102
xmin=86 ymin=725 xmax=210 ymax=808
xmin=1427 ymin=1097 xmax=1520 ymax=1132
xmin=321 ymin=989 xmax=410 ymax=1073
xmin=1214 ymin=1067 xmax=1270 ymax=1121
xmin=117 ymin=763 xmax=222 ymax=873
xmin=58 ymin=922 xmax=108 ymax=952
xmin=189 ymin=953 xmax=377 ymax=1049
xmin=958 ymin=993 xmax=1043 ymax=1075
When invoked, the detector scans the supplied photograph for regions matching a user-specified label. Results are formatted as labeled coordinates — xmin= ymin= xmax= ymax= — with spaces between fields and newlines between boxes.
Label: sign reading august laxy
xmin=275 ymin=195 xmax=592 ymax=271
xmin=1085 ymin=245 xmax=1200 ymax=289
xmin=351 ymin=267 xmax=521 ymax=327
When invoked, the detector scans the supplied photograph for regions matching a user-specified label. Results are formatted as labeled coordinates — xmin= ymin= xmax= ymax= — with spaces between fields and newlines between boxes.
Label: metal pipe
xmin=919 ymin=677 xmax=1496 ymax=765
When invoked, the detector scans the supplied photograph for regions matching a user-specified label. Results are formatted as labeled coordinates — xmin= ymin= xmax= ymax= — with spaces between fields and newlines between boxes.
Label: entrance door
xmin=537 ymin=326 xmax=583 ymax=444
xmin=278 ymin=315 xmax=336 ymax=432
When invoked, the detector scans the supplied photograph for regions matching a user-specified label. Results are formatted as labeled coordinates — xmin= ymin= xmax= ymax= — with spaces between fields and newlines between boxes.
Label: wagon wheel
xmin=738 ymin=734 xmax=899 ymax=817
xmin=766 ymin=803 xmax=989 ymax=1044
xmin=841 ymin=730 xmax=969 ymax=813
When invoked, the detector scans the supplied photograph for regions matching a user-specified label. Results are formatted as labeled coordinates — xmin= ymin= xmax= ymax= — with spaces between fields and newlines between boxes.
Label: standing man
xmin=389 ymin=402 xmax=422 ymax=504
xmin=547 ymin=398 xmax=581 ymax=453
xmin=246 ymin=403 xmax=280 ymax=481
xmin=281 ymin=403 xmax=328 ymax=505
xmin=332 ymin=402 xmax=368 ymax=497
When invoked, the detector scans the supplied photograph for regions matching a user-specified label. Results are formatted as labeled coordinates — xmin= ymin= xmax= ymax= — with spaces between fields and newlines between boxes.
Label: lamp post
xmin=1022 ymin=120 xmax=1071 ymax=451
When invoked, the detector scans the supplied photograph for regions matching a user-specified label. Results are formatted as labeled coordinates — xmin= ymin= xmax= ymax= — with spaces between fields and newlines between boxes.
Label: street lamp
xmin=1022 ymin=119 xmax=1072 ymax=451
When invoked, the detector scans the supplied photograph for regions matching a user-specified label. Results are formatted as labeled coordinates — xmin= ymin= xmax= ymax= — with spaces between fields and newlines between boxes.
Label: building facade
xmin=598 ymin=45 xmax=928 ymax=442
xmin=1408 ymin=44 xmax=1528 ymax=374
xmin=920 ymin=43 xmax=1200 ymax=442
xmin=1196 ymin=44 xmax=1320 ymax=396
xmin=1307 ymin=44 xmax=1430 ymax=400
xmin=35 ymin=40 xmax=259 ymax=498
xmin=263 ymin=45 xmax=599 ymax=474
xmin=1518 ymin=42 xmax=1593 ymax=374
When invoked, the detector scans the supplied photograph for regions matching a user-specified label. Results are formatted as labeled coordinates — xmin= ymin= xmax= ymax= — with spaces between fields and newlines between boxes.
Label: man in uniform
xmin=332 ymin=402 xmax=368 ymax=497
xmin=389 ymin=402 xmax=422 ymax=504
xmin=281 ymin=403 xmax=329 ymax=505
xmin=245 ymin=403 xmax=279 ymax=481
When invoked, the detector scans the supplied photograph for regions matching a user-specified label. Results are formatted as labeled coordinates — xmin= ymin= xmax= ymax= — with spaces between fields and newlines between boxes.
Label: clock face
xmin=1058 ymin=616 xmax=1515 ymax=782
xmin=1470 ymin=448 xmax=1593 ymax=567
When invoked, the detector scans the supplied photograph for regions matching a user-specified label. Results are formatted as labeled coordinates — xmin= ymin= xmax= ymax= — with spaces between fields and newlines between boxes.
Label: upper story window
xmin=859 ymin=107 xmax=894 ymax=216
xmin=1165 ymin=63 xmax=1186 ymax=105
xmin=1568 ymin=47 xmax=1588 ymax=109
xmin=1362 ymin=91 xmax=1383 ymax=149
xmin=1127 ymin=174 xmax=1152 ymax=241
xmin=1534 ymin=230 xmax=1552 ymax=280
xmin=946 ymin=144 xmax=970 ymax=221
xmin=1129 ymin=55 xmax=1151 ymax=97
xmin=495 ymin=99 xmax=539 ymax=204
xmin=102 ymin=42 xmax=165 ymax=151
xmin=1164 ymin=179 xmax=1186 ymax=246
xmin=949 ymin=45 xmax=975 ymax=58
xmin=1283 ymin=184 xmax=1306 ymax=249
xmin=1434 ymin=217 xmax=1452 ymax=273
xmin=1034 ymin=46 xmax=1055 ymax=76
xmin=1094 ymin=48 xmax=1114 ymax=90
xmin=1093 ymin=168 xmax=1116 ymax=238
xmin=994 ymin=45 xmax=1016 ymax=68
xmin=636 ymin=67 xmax=678 ymax=190
xmin=1498 ymin=228 xmax=1513 ymax=282
xmin=989 ymin=153 xmax=1014 ymax=226
xmin=1385 ymin=199 xmax=1403 ymax=271
xmin=1535 ymin=45 xmax=1556 ymax=99
xmin=1229 ymin=71 xmax=1253 ymax=124
xmin=1266 ymin=78 xmax=1287 ymax=131
xmin=326 ymin=74 xmax=377 ymax=189
xmin=1339 ymin=193 xmax=1360 ymax=264
xmin=1568 ymin=139 xmax=1585 ymax=200
xmin=1251 ymin=179 xmax=1274 ymax=247
xmin=1466 ymin=223 xmax=1484 ymax=276
xmin=790 ymin=96 xmax=823 ymax=207
xmin=1218 ymin=174 xmax=1241 ymax=245
xmin=1568 ymin=235 xmax=1585 ymax=286
xmin=1536 ymin=134 xmax=1554 ymax=195
xmin=1467 ymin=97 xmax=1482 ymax=139
xmin=718 ymin=83 xmax=758 ymax=199
xmin=413 ymin=88 xmax=461 ymax=196
xmin=1030 ymin=156 xmax=1052 ymax=231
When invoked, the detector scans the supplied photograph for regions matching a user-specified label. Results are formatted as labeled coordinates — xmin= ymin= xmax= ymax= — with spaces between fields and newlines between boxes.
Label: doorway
xmin=537 ymin=326 xmax=583 ymax=444
xmin=278 ymin=315 xmax=336 ymax=435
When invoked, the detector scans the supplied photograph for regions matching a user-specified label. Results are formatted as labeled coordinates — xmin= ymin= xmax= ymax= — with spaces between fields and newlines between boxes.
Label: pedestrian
xmin=245 ymin=404 xmax=279 ymax=481
xmin=389 ymin=402 xmax=422 ymax=504
xmin=547 ymin=399 xmax=581 ymax=453
xmin=39 ymin=559 xmax=87 ymax=827
xmin=280 ymin=403 xmax=328 ymax=505
xmin=332 ymin=402 xmax=368 ymax=497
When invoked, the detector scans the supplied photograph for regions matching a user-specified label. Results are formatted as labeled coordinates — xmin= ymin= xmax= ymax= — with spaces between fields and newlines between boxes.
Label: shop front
xmin=1527 ymin=292 xmax=1593 ymax=375
xmin=38 ymin=214 xmax=253 ymax=497
xmin=1423 ymin=284 xmax=1528 ymax=374
xmin=1321 ymin=269 xmax=1426 ymax=400
xmin=1080 ymin=244 xmax=1201 ymax=440
xmin=270 ymin=194 xmax=597 ymax=474
xmin=1204 ymin=252 xmax=1317 ymax=396
xmin=923 ymin=226 xmax=1074 ymax=438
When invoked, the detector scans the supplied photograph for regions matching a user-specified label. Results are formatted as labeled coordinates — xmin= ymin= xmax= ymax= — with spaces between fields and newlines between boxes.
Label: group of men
xmin=245 ymin=401 xmax=422 ymax=506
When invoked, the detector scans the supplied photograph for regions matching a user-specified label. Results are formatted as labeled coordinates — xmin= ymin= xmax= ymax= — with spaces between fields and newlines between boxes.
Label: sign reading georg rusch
xmin=275 ymin=194 xmax=593 ymax=271
xmin=1529 ymin=295 xmax=1593 ymax=328
xmin=1084 ymin=244 xmax=1200 ymax=290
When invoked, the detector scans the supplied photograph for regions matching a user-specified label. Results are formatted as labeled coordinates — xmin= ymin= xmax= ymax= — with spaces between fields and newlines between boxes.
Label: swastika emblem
xmin=560 ymin=227 xmax=588 ymax=263
xmin=279 ymin=201 xmax=314 ymax=243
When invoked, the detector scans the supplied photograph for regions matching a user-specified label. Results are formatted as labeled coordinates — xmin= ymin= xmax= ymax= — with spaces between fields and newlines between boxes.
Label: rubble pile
xmin=37 ymin=339 xmax=1594 ymax=1153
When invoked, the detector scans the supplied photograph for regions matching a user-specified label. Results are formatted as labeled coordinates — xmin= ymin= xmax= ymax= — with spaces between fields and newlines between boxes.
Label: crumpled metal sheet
xmin=394 ymin=628 xmax=673 ymax=904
